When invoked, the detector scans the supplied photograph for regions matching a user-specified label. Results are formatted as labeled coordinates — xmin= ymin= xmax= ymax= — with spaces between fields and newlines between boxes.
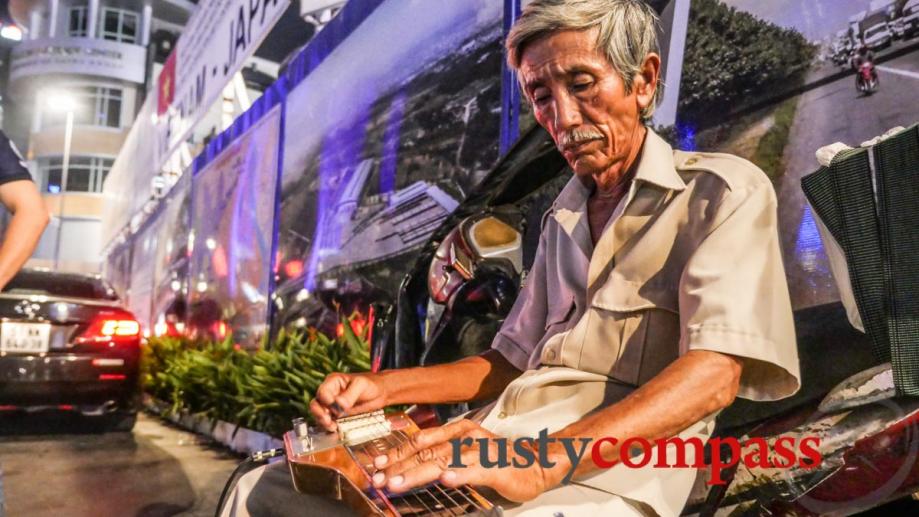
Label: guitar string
xmin=341 ymin=434 xmax=402 ymax=517
xmin=362 ymin=431 xmax=428 ymax=515
xmin=379 ymin=424 xmax=453 ymax=517
xmin=345 ymin=426 xmax=398 ymax=513
xmin=392 ymin=428 xmax=478 ymax=514
xmin=391 ymin=428 xmax=486 ymax=513
xmin=359 ymin=421 xmax=442 ymax=516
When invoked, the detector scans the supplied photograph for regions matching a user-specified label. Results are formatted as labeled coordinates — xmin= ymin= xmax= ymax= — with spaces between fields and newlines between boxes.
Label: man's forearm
xmin=0 ymin=209 xmax=49 ymax=289
xmin=540 ymin=350 xmax=742 ymax=484
xmin=379 ymin=349 xmax=522 ymax=407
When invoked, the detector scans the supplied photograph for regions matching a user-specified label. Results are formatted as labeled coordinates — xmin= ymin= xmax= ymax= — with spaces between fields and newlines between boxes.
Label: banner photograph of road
xmin=676 ymin=0 xmax=919 ymax=309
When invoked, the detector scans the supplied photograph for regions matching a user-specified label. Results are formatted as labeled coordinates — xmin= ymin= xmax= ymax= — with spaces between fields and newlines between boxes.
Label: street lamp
xmin=44 ymin=91 xmax=78 ymax=271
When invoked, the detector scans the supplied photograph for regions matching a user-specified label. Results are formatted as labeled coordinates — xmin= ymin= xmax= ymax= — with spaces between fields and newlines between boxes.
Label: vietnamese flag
xmin=157 ymin=50 xmax=177 ymax=116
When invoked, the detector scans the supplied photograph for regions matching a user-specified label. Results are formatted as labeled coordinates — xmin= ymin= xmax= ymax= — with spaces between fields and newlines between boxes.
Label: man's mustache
xmin=557 ymin=128 xmax=604 ymax=150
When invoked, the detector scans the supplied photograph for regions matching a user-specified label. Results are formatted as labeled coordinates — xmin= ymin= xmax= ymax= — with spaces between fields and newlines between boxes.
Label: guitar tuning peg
xmin=292 ymin=417 xmax=312 ymax=450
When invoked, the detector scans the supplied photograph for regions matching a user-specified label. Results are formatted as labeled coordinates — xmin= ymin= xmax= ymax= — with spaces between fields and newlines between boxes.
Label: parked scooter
xmin=372 ymin=125 xmax=919 ymax=515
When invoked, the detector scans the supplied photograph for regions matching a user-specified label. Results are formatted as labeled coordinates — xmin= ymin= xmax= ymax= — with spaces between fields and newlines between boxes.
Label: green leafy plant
xmin=141 ymin=313 xmax=372 ymax=436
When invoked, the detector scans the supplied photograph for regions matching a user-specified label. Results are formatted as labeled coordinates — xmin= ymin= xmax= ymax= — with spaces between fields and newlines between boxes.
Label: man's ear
xmin=634 ymin=52 xmax=661 ymax=113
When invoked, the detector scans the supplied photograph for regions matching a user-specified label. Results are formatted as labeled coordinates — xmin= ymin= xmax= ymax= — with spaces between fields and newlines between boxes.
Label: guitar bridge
xmin=336 ymin=410 xmax=393 ymax=445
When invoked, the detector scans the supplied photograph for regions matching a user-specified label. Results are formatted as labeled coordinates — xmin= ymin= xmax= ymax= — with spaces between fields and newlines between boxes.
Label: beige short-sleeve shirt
xmin=474 ymin=128 xmax=801 ymax=516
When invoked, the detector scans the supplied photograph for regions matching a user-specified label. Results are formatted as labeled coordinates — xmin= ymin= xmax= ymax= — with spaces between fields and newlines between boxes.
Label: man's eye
xmin=572 ymin=82 xmax=592 ymax=92
xmin=533 ymin=94 xmax=550 ymax=105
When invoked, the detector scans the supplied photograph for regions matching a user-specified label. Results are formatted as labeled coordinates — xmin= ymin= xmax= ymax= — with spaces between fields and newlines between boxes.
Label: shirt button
xmin=497 ymin=412 xmax=507 ymax=419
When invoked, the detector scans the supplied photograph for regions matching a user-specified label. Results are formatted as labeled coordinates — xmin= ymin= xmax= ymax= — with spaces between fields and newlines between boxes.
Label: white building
xmin=5 ymin=0 xmax=193 ymax=273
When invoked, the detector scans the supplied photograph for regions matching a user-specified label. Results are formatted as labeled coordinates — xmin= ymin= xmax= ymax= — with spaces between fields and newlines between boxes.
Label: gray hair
xmin=506 ymin=0 xmax=662 ymax=122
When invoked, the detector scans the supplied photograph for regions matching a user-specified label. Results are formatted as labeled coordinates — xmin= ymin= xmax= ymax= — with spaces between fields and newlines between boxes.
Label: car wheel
xmin=95 ymin=412 xmax=137 ymax=433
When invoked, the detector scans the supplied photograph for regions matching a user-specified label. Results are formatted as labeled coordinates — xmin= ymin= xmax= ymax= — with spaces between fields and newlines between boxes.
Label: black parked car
xmin=0 ymin=268 xmax=141 ymax=431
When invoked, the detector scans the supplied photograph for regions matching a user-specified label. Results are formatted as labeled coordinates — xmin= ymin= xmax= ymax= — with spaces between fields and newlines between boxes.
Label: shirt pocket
xmin=582 ymin=276 xmax=679 ymax=386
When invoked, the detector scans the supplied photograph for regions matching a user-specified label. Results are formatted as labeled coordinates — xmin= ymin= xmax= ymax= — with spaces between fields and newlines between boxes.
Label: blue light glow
xmin=795 ymin=205 xmax=825 ymax=274
xmin=379 ymin=91 xmax=406 ymax=194
xmin=675 ymin=122 xmax=697 ymax=151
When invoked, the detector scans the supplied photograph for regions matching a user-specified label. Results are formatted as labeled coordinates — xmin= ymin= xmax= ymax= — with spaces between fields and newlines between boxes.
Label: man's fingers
xmin=372 ymin=420 xmax=485 ymax=491
xmin=379 ymin=419 xmax=477 ymax=466
xmin=374 ymin=449 xmax=453 ymax=493
xmin=378 ymin=441 xmax=455 ymax=480
xmin=309 ymin=398 xmax=336 ymax=431
xmin=334 ymin=376 xmax=369 ymax=414
xmin=440 ymin=449 xmax=488 ymax=488
xmin=315 ymin=374 xmax=346 ymax=407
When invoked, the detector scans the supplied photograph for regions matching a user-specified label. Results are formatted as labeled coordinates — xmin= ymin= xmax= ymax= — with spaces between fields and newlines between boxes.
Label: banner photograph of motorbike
xmin=642 ymin=0 xmax=919 ymax=514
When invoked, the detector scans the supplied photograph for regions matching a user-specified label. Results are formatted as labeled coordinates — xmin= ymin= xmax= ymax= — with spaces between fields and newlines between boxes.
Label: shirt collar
xmin=552 ymin=127 xmax=686 ymax=214
xmin=635 ymin=128 xmax=687 ymax=192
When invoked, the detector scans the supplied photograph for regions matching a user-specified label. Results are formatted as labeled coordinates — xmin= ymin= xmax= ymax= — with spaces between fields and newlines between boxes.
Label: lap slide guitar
xmin=284 ymin=408 xmax=504 ymax=516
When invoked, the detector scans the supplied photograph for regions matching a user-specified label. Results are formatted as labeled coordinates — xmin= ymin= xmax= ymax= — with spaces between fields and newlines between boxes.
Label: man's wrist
xmin=374 ymin=368 xmax=406 ymax=407
xmin=530 ymin=439 xmax=575 ymax=490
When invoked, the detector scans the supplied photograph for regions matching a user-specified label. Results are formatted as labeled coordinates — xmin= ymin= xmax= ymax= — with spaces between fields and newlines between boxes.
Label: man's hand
xmin=310 ymin=372 xmax=388 ymax=431
xmin=309 ymin=350 xmax=522 ymax=432
xmin=370 ymin=419 xmax=554 ymax=503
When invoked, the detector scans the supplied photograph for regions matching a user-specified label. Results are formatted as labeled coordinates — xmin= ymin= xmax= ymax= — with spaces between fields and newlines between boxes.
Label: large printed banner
xmin=676 ymin=0 xmax=919 ymax=309
xmin=273 ymin=0 xmax=504 ymax=332
xmin=102 ymin=0 xmax=288 ymax=247
xmin=155 ymin=0 xmax=289 ymax=158
xmin=128 ymin=218 xmax=160 ymax=336
xmin=151 ymin=173 xmax=192 ymax=338
xmin=187 ymin=106 xmax=282 ymax=348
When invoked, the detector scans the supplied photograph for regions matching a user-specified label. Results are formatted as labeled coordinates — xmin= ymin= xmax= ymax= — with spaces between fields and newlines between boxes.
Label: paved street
xmin=776 ymin=46 xmax=919 ymax=309
xmin=0 ymin=412 xmax=241 ymax=517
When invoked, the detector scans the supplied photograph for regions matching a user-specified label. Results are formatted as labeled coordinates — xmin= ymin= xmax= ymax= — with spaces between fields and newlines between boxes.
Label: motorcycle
xmin=371 ymin=125 xmax=919 ymax=515
xmin=857 ymin=61 xmax=879 ymax=95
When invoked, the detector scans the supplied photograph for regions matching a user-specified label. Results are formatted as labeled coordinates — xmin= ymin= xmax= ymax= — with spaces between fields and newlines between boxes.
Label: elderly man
xmin=221 ymin=1 xmax=800 ymax=515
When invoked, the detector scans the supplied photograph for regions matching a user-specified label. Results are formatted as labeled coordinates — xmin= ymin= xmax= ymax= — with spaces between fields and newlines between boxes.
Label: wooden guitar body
xmin=284 ymin=410 xmax=502 ymax=516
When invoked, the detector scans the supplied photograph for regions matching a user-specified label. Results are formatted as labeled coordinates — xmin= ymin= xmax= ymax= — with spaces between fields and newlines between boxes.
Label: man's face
xmin=518 ymin=29 xmax=647 ymax=178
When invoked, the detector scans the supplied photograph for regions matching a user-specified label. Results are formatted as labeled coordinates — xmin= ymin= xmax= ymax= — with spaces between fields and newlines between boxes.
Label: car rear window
xmin=1 ymin=271 xmax=119 ymax=300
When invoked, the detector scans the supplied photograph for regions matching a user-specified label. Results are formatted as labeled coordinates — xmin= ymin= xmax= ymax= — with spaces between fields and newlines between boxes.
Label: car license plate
xmin=0 ymin=322 xmax=51 ymax=354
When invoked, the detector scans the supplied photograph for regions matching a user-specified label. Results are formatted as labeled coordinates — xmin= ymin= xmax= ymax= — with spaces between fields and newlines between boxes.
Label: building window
xmin=40 ymin=86 xmax=122 ymax=129
xmin=41 ymin=156 xmax=114 ymax=193
xmin=68 ymin=6 xmax=88 ymax=37
xmin=99 ymin=7 xmax=138 ymax=43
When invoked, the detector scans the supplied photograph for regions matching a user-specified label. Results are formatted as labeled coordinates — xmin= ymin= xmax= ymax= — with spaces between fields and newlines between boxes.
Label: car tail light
xmin=75 ymin=314 xmax=141 ymax=346
xmin=100 ymin=320 xmax=140 ymax=336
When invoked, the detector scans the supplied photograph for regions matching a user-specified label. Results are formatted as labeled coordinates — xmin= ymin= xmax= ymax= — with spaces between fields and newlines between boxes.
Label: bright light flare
xmin=44 ymin=91 xmax=78 ymax=112
xmin=1 ymin=26 xmax=23 ymax=41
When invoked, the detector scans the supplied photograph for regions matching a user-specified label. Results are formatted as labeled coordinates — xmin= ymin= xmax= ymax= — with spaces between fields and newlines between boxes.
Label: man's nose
xmin=553 ymin=94 xmax=582 ymax=132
